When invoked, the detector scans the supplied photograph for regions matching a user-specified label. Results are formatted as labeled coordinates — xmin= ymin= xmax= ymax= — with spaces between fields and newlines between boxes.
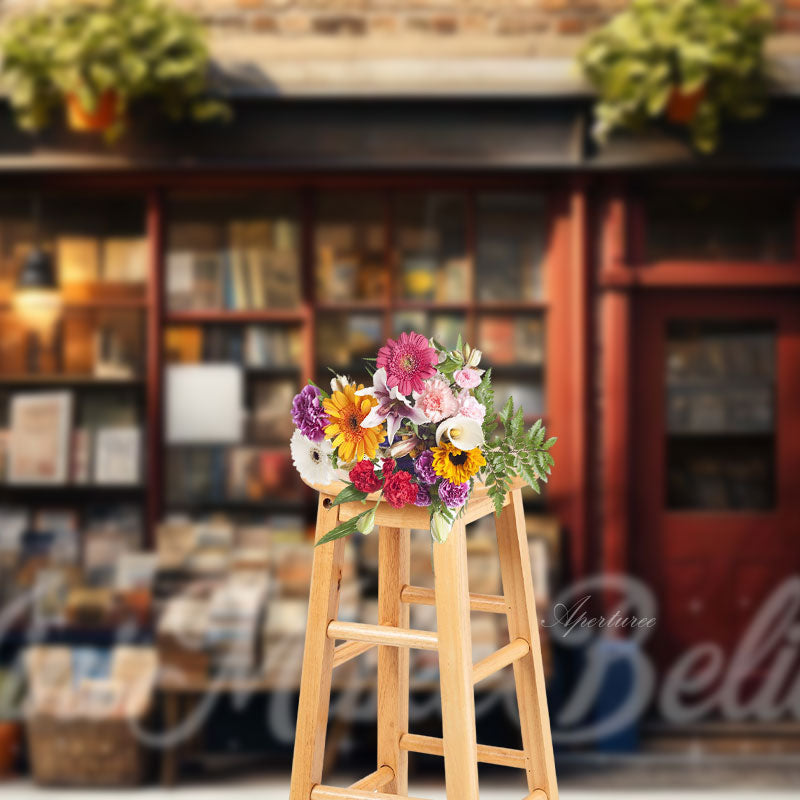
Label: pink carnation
xmin=415 ymin=376 xmax=458 ymax=423
xmin=457 ymin=392 xmax=486 ymax=423
xmin=454 ymin=367 xmax=483 ymax=389
xmin=376 ymin=331 xmax=438 ymax=396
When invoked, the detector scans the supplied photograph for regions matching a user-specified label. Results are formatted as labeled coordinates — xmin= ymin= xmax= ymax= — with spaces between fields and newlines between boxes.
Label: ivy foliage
xmin=474 ymin=369 xmax=556 ymax=515
xmin=0 ymin=0 xmax=231 ymax=140
xmin=578 ymin=0 xmax=772 ymax=153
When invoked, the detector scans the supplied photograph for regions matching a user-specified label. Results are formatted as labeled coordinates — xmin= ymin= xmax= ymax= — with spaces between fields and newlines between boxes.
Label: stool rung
xmin=400 ymin=584 xmax=507 ymax=615
xmin=332 ymin=640 xmax=375 ymax=669
xmin=327 ymin=620 xmax=438 ymax=651
xmin=472 ymin=637 xmax=530 ymax=685
xmin=349 ymin=765 xmax=394 ymax=790
xmin=311 ymin=786 xmax=431 ymax=800
xmin=399 ymin=732 xmax=527 ymax=769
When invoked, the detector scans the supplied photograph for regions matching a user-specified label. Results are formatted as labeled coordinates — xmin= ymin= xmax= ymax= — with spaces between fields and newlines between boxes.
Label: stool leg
xmin=290 ymin=496 xmax=346 ymax=800
xmin=433 ymin=518 xmax=480 ymax=800
xmin=495 ymin=489 xmax=558 ymax=800
xmin=377 ymin=526 xmax=410 ymax=794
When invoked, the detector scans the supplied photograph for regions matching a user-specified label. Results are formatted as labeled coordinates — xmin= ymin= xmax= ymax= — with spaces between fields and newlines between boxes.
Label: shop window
xmin=644 ymin=191 xmax=794 ymax=263
xmin=666 ymin=320 xmax=775 ymax=510
xmin=476 ymin=194 xmax=546 ymax=302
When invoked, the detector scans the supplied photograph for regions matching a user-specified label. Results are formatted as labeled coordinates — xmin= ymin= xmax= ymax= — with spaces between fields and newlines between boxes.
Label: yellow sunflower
xmin=431 ymin=442 xmax=486 ymax=484
xmin=323 ymin=383 xmax=384 ymax=463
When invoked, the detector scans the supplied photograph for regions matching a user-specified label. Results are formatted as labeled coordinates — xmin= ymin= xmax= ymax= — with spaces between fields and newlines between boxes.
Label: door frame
xmin=598 ymin=184 xmax=800 ymax=584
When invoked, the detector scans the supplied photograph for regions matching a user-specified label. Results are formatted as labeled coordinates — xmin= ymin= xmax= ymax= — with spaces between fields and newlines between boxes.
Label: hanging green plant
xmin=0 ymin=0 xmax=231 ymax=141
xmin=578 ymin=0 xmax=773 ymax=153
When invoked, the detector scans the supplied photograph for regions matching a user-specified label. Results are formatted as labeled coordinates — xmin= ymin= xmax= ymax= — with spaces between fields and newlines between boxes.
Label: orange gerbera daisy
xmin=323 ymin=383 xmax=384 ymax=462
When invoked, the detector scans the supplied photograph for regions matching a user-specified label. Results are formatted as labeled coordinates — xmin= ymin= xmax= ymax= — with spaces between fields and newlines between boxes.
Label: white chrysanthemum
xmin=290 ymin=429 xmax=335 ymax=485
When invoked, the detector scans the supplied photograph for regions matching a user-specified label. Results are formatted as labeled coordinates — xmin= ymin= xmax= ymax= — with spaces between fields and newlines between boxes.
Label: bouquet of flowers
xmin=289 ymin=331 xmax=556 ymax=545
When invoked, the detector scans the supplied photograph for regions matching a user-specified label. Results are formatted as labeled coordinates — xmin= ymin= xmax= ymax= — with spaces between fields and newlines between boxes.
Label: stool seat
xmin=289 ymin=482 xmax=558 ymax=800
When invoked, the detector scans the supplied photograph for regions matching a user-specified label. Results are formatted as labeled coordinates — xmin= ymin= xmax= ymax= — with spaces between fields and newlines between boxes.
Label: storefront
xmin=1 ymin=95 xmax=799 ymax=769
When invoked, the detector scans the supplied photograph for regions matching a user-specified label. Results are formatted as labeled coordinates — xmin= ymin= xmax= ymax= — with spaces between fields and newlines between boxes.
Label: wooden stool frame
xmin=289 ymin=480 xmax=558 ymax=800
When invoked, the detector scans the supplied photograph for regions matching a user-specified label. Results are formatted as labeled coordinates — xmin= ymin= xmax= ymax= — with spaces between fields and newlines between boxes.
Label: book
xmin=115 ymin=552 xmax=157 ymax=593
xmin=0 ymin=507 xmax=28 ymax=555
xmin=0 ymin=429 xmax=8 ymax=482
xmin=438 ymin=257 xmax=472 ymax=303
xmin=102 ymin=237 xmax=147 ymax=283
xmin=402 ymin=255 xmax=436 ymax=301
xmin=226 ymin=448 xmax=263 ymax=501
xmin=93 ymin=311 xmax=141 ymax=379
xmin=0 ymin=315 xmax=29 ymax=375
xmin=166 ymin=252 xmax=195 ymax=311
xmin=250 ymin=379 xmax=296 ymax=442
xmin=8 ymin=392 xmax=72 ymax=485
xmin=515 ymin=316 xmax=545 ymax=366
xmin=57 ymin=236 xmax=99 ymax=285
xmin=94 ymin=427 xmax=141 ymax=485
xmin=79 ymin=392 xmax=138 ymax=431
xmin=166 ymin=364 xmax=244 ymax=444
xmin=478 ymin=316 xmax=515 ymax=365
xmin=165 ymin=326 xmax=204 ymax=363
xmin=62 ymin=315 xmax=95 ymax=374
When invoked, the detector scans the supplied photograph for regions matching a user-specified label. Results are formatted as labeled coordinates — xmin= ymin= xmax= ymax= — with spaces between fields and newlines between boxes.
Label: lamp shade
xmin=17 ymin=248 xmax=57 ymax=290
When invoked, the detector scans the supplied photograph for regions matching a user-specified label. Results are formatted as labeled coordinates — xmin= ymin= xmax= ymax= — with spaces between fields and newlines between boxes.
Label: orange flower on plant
xmin=323 ymin=383 xmax=384 ymax=463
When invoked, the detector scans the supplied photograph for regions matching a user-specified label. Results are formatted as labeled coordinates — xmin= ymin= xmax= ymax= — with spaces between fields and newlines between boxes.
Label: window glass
xmin=166 ymin=193 xmax=301 ymax=312
xmin=476 ymin=194 xmax=546 ymax=302
xmin=645 ymin=191 xmax=794 ymax=262
xmin=666 ymin=321 xmax=775 ymax=510
xmin=315 ymin=193 xmax=386 ymax=304
xmin=395 ymin=194 xmax=469 ymax=303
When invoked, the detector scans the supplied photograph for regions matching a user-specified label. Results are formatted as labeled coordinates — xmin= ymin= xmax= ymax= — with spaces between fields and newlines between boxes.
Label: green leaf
xmin=331 ymin=484 xmax=369 ymax=507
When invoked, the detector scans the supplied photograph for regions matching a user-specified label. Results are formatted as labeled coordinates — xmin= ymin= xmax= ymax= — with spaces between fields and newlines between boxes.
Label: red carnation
xmin=383 ymin=470 xmax=417 ymax=509
xmin=381 ymin=458 xmax=396 ymax=478
xmin=349 ymin=459 xmax=383 ymax=493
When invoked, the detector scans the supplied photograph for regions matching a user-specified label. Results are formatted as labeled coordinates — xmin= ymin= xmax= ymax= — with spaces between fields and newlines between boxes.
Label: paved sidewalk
xmin=2 ymin=782 xmax=798 ymax=800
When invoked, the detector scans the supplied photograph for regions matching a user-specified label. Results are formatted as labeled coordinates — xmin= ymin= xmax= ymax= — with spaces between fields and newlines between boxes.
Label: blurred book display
xmin=0 ymin=186 xmax=560 ymax=784
xmin=167 ymin=212 xmax=300 ymax=311
xmin=315 ymin=193 xmax=386 ymax=304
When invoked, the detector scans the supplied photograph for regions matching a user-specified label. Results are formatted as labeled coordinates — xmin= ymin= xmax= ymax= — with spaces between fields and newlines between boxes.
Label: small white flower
xmin=430 ymin=512 xmax=452 ymax=544
xmin=435 ymin=415 xmax=485 ymax=451
xmin=290 ymin=429 xmax=335 ymax=485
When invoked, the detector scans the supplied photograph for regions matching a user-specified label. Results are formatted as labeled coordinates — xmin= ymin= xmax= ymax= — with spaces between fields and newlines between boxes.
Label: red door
xmin=633 ymin=292 xmax=800 ymax=670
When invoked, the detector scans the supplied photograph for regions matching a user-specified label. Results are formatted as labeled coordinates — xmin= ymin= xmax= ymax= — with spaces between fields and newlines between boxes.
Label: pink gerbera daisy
xmin=376 ymin=331 xmax=438 ymax=395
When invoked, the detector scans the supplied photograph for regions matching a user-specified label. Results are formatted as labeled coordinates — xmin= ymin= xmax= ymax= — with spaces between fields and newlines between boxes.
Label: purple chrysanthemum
xmin=291 ymin=384 xmax=329 ymax=442
xmin=414 ymin=484 xmax=432 ymax=507
xmin=438 ymin=479 xmax=470 ymax=509
xmin=414 ymin=450 xmax=437 ymax=485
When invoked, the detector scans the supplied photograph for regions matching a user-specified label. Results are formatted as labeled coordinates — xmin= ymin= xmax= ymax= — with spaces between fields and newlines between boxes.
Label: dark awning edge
xmin=1 ymin=96 xmax=800 ymax=172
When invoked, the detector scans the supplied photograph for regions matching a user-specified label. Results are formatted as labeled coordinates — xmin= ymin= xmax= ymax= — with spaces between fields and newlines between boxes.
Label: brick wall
xmin=176 ymin=0 xmax=799 ymax=43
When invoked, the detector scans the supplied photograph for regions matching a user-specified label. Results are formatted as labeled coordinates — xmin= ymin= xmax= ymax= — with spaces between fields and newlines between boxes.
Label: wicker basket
xmin=27 ymin=714 xmax=151 ymax=787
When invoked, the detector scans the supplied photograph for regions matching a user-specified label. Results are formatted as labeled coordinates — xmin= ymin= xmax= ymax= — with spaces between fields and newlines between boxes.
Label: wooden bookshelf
xmin=0 ymin=182 xmax=561 ymax=549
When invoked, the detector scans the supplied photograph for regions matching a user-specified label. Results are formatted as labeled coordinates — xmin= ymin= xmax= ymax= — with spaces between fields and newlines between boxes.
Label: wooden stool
xmin=289 ymin=478 xmax=558 ymax=800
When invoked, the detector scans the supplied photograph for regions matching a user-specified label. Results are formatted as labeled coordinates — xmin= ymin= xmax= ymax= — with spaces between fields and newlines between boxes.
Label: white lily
xmin=435 ymin=415 xmax=484 ymax=451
